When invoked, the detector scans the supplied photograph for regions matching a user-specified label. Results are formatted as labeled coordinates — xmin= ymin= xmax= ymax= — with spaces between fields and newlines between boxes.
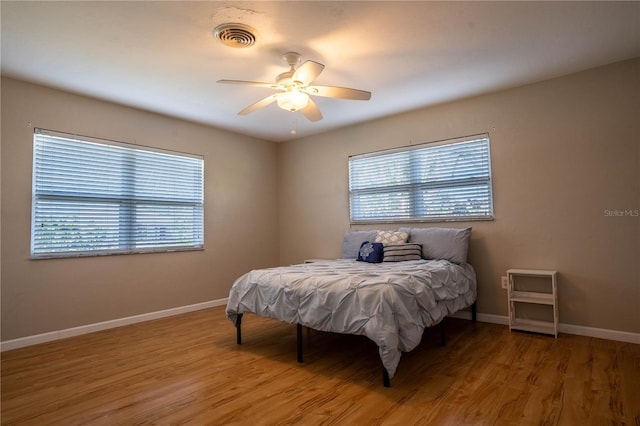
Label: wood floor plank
xmin=2 ymin=306 xmax=638 ymax=425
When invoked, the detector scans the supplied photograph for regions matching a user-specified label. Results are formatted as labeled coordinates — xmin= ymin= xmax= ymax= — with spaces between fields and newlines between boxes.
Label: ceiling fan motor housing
xmin=282 ymin=52 xmax=302 ymax=67
xmin=276 ymin=71 xmax=294 ymax=85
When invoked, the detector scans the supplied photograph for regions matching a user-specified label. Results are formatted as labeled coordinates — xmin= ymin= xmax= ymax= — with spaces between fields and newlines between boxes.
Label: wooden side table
xmin=507 ymin=269 xmax=558 ymax=337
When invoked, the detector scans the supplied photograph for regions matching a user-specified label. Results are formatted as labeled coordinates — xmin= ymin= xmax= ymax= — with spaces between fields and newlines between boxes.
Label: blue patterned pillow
xmin=357 ymin=241 xmax=384 ymax=263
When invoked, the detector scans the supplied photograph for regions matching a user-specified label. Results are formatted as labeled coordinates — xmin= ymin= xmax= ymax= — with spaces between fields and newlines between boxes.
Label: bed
xmin=225 ymin=227 xmax=477 ymax=387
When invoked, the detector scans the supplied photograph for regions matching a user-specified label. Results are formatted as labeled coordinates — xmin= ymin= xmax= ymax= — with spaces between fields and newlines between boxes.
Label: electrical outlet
xmin=501 ymin=276 xmax=508 ymax=289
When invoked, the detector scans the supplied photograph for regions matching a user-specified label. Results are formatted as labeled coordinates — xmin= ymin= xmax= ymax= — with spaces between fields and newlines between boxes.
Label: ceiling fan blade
xmin=301 ymin=98 xmax=323 ymax=122
xmin=307 ymin=85 xmax=371 ymax=100
xmin=218 ymin=79 xmax=275 ymax=89
xmin=292 ymin=60 xmax=325 ymax=85
xmin=238 ymin=94 xmax=279 ymax=115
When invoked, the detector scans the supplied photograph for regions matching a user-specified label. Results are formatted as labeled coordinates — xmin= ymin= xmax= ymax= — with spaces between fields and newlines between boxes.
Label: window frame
xmin=348 ymin=133 xmax=494 ymax=224
xmin=30 ymin=128 xmax=205 ymax=259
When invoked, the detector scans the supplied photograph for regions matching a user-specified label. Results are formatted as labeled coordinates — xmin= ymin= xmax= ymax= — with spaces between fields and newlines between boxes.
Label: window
xmin=31 ymin=129 xmax=204 ymax=258
xmin=349 ymin=134 xmax=493 ymax=223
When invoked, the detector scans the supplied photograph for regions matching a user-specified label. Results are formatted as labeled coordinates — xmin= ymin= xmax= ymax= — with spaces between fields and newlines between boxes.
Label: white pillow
xmin=374 ymin=230 xmax=409 ymax=245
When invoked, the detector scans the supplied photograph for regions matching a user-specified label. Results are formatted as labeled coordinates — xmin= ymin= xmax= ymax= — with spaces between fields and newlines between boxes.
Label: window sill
xmin=30 ymin=246 xmax=205 ymax=260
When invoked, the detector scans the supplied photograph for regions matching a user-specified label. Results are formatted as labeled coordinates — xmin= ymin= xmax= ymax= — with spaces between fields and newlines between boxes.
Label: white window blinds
xmin=349 ymin=134 xmax=493 ymax=223
xmin=31 ymin=129 xmax=204 ymax=258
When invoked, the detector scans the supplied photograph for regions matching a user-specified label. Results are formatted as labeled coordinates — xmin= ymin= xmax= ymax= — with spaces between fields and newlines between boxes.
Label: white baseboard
xmin=1 ymin=298 xmax=229 ymax=352
xmin=451 ymin=311 xmax=640 ymax=344
xmin=4 ymin=302 xmax=638 ymax=352
xmin=451 ymin=311 xmax=509 ymax=325
xmin=557 ymin=322 xmax=640 ymax=344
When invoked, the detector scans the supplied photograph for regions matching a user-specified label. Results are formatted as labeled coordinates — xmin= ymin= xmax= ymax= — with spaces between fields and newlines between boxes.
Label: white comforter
xmin=226 ymin=259 xmax=476 ymax=378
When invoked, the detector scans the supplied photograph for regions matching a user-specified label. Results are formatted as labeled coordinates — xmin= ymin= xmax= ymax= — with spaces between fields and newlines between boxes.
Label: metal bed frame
xmin=233 ymin=302 xmax=477 ymax=387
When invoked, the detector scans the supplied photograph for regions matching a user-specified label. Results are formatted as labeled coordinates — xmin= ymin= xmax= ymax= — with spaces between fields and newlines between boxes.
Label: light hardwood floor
xmin=2 ymin=306 xmax=639 ymax=425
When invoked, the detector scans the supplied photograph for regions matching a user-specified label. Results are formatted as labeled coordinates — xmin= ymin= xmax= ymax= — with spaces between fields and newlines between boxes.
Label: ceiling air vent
xmin=213 ymin=23 xmax=258 ymax=48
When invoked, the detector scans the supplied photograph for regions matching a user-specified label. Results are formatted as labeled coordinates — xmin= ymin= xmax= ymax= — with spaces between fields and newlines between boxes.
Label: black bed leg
xmin=382 ymin=367 xmax=391 ymax=387
xmin=472 ymin=302 xmax=477 ymax=322
xmin=440 ymin=320 xmax=446 ymax=347
xmin=235 ymin=314 xmax=243 ymax=345
xmin=297 ymin=323 xmax=303 ymax=363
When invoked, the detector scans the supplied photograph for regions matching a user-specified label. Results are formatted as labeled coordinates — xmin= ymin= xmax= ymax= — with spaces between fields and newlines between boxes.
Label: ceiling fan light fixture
xmin=277 ymin=90 xmax=309 ymax=112
xmin=218 ymin=51 xmax=370 ymax=122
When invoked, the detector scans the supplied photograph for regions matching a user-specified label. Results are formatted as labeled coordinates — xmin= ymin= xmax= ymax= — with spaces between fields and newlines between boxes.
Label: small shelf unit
xmin=507 ymin=269 xmax=558 ymax=338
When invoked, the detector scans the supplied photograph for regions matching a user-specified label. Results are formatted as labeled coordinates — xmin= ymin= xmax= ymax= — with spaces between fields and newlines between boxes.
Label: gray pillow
xmin=342 ymin=230 xmax=379 ymax=259
xmin=400 ymin=227 xmax=471 ymax=264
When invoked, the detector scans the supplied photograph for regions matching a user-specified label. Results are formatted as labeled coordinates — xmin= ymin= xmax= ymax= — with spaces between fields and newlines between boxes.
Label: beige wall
xmin=278 ymin=59 xmax=640 ymax=333
xmin=2 ymin=58 xmax=638 ymax=341
xmin=1 ymin=77 xmax=280 ymax=340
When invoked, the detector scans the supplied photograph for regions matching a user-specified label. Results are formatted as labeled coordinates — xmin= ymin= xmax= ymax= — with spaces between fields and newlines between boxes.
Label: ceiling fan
xmin=217 ymin=52 xmax=371 ymax=122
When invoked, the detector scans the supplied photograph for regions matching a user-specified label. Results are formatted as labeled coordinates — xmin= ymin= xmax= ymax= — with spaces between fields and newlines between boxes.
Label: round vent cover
xmin=213 ymin=23 xmax=258 ymax=48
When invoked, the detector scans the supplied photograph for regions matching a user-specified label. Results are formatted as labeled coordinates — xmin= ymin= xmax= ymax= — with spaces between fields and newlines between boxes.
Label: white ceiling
xmin=2 ymin=1 xmax=639 ymax=142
